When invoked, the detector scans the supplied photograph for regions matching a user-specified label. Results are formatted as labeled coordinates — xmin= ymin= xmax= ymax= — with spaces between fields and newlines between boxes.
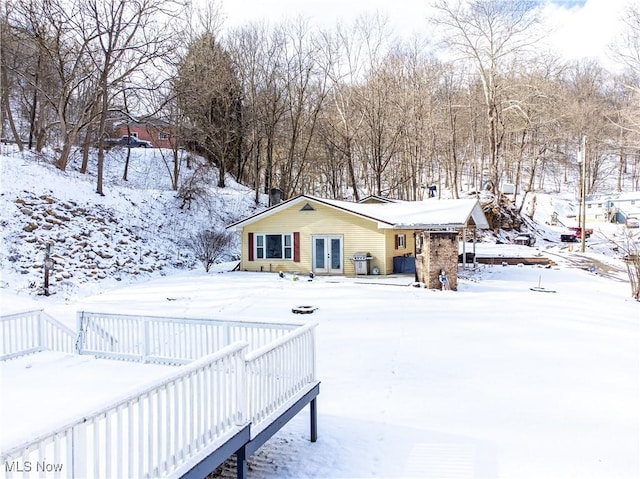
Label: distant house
xmin=114 ymin=120 xmax=176 ymax=149
xmin=226 ymin=195 xmax=489 ymax=276
xmin=585 ymin=193 xmax=640 ymax=223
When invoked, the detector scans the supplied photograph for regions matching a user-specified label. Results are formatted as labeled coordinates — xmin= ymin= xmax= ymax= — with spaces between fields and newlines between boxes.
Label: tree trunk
xmin=346 ymin=144 xmax=359 ymax=201
xmin=96 ymin=80 xmax=109 ymax=195
xmin=80 ymin=121 xmax=94 ymax=174
xmin=1 ymin=64 xmax=23 ymax=151
xmin=28 ymin=56 xmax=39 ymax=150
xmin=55 ymin=136 xmax=76 ymax=171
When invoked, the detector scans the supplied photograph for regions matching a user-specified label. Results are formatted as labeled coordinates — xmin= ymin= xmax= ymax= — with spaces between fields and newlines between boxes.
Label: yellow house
xmin=226 ymin=195 xmax=489 ymax=276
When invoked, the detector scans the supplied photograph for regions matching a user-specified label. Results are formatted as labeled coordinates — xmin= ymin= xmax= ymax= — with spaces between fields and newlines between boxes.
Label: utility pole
xmin=580 ymin=135 xmax=587 ymax=253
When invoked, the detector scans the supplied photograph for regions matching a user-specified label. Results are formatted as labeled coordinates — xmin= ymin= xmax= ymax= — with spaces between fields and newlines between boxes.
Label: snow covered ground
xmin=1 ymin=264 xmax=638 ymax=479
xmin=1 ymin=149 xmax=638 ymax=478
xmin=0 ymin=351 xmax=175 ymax=451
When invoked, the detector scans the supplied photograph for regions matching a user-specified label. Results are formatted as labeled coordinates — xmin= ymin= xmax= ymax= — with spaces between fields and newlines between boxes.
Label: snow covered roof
xmin=227 ymin=195 xmax=489 ymax=230
xmin=357 ymin=195 xmax=399 ymax=204
xmin=586 ymin=192 xmax=640 ymax=202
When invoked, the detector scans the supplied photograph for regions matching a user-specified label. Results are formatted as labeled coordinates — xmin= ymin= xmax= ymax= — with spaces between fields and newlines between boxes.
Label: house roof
xmin=227 ymin=195 xmax=489 ymax=231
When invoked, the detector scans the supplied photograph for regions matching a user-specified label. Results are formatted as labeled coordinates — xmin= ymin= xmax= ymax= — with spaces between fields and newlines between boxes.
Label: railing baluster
xmin=92 ymin=417 xmax=100 ymax=479
xmin=137 ymin=396 xmax=144 ymax=479
xmin=165 ymin=385 xmax=171 ymax=469
xmin=149 ymin=391 xmax=155 ymax=475
xmin=157 ymin=387 xmax=164 ymax=475
xmin=181 ymin=376 xmax=188 ymax=458
xmin=128 ymin=401 xmax=134 ymax=479
xmin=38 ymin=440 xmax=45 ymax=479
xmin=116 ymin=405 xmax=123 ymax=479
xmin=53 ymin=433 xmax=61 ymax=479
xmin=215 ymin=357 xmax=222 ymax=434
xmin=105 ymin=410 xmax=112 ymax=479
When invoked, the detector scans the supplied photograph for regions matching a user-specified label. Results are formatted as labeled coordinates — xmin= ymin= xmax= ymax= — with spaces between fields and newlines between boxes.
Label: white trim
xmin=255 ymin=233 xmax=293 ymax=260
xmin=311 ymin=235 xmax=343 ymax=275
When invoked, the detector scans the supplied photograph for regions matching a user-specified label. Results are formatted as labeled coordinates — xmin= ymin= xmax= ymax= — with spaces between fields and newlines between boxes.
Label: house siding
xmin=383 ymin=229 xmax=416 ymax=273
xmin=239 ymin=200 xmax=388 ymax=275
xmin=584 ymin=196 xmax=640 ymax=223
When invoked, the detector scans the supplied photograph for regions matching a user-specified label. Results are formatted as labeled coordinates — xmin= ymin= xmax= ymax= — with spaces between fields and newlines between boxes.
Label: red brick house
xmin=114 ymin=120 xmax=176 ymax=149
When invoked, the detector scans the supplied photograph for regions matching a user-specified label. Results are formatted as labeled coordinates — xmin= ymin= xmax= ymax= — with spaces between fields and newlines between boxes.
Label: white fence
xmin=246 ymin=323 xmax=317 ymax=434
xmin=1 ymin=342 xmax=249 ymax=479
xmin=0 ymin=309 xmax=76 ymax=360
xmin=76 ymin=311 xmax=300 ymax=365
xmin=2 ymin=311 xmax=318 ymax=478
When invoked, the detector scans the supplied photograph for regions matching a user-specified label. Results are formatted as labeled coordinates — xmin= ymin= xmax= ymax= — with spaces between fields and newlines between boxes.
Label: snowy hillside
xmin=0 ymin=146 xmax=263 ymax=300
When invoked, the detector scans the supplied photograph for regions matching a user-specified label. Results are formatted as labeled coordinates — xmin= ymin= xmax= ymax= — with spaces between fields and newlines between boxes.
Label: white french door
xmin=312 ymin=236 xmax=343 ymax=274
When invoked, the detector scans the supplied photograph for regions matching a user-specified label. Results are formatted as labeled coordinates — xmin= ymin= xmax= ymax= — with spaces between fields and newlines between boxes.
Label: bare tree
xmin=3 ymin=1 xmax=637 ymax=207
xmin=157 ymin=98 xmax=187 ymax=191
xmin=609 ymin=4 xmax=640 ymax=191
xmin=394 ymin=42 xmax=440 ymax=201
xmin=5 ymin=0 xmax=184 ymax=190
xmin=357 ymin=57 xmax=406 ymax=196
xmin=612 ymin=2 xmax=640 ymax=87
xmin=189 ymin=228 xmax=234 ymax=272
xmin=8 ymin=0 xmax=101 ymax=169
xmin=251 ymin=26 xmax=288 ymax=198
xmin=226 ymin=23 xmax=271 ymax=203
xmin=316 ymin=21 xmax=368 ymax=200
xmin=274 ymin=18 xmax=330 ymax=198
xmin=607 ymin=229 xmax=640 ymax=301
xmin=430 ymin=0 xmax=542 ymax=193
xmin=80 ymin=0 xmax=184 ymax=195
xmin=0 ymin=6 xmax=25 ymax=150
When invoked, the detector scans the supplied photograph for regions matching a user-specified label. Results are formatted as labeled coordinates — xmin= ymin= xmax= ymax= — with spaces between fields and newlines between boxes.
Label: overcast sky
xmin=219 ymin=0 xmax=630 ymax=68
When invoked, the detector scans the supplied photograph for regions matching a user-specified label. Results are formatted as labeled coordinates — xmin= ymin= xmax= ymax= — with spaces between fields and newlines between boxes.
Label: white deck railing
xmin=1 ymin=342 xmax=248 ymax=479
xmin=245 ymin=322 xmax=317 ymax=435
xmin=76 ymin=311 xmax=300 ymax=365
xmin=0 ymin=309 xmax=76 ymax=360
xmin=2 ymin=312 xmax=318 ymax=478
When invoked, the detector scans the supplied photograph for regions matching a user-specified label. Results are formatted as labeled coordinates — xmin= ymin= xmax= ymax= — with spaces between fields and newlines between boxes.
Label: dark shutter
xmin=394 ymin=234 xmax=399 ymax=250
xmin=293 ymin=232 xmax=300 ymax=262
xmin=248 ymin=232 xmax=254 ymax=261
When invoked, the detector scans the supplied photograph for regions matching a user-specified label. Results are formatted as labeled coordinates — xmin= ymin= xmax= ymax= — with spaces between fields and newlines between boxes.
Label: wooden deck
xmin=475 ymin=256 xmax=556 ymax=266
xmin=1 ymin=310 xmax=320 ymax=479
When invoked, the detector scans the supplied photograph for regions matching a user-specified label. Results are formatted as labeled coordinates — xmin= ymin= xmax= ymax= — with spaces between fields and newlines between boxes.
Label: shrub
xmin=609 ymin=229 xmax=640 ymax=301
xmin=189 ymin=229 xmax=233 ymax=272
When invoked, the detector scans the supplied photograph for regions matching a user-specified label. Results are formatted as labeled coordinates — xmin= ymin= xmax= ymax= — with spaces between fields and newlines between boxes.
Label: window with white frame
xmin=396 ymin=234 xmax=406 ymax=249
xmin=159 ymin=132 xmax=169 ymax=141
xmin=256 ymin=233 xmax=292 ymax=259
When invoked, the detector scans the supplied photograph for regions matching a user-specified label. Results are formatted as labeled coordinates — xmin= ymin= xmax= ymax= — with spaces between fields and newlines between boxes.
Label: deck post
xmin=310 ymin=397 xmax=317 ymax=442
xmin=236 ymin=446 xmax=247 ymax=479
